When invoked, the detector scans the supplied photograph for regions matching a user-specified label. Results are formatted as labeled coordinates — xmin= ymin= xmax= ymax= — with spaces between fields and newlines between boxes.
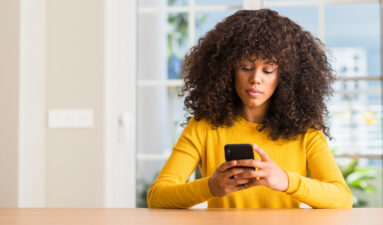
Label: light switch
xmin=48 ymin=109 xmax=94 ymax=128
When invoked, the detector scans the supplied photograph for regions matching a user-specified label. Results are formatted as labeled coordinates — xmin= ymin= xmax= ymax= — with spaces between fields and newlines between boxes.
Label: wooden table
xmin=0 ymin=208 xmax=382 ymax=225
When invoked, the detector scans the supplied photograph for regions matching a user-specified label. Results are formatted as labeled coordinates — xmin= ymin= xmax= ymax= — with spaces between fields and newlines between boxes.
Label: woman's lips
xmin=246 ymin=88 xmax=263 ymax=97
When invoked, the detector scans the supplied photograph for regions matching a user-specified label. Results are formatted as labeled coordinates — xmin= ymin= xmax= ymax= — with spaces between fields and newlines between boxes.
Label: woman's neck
xmin=241 ymin=102 xmax=268 ymax=123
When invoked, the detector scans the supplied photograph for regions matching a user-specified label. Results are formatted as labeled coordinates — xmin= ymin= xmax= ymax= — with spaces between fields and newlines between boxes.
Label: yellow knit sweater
xmin=147 ymin=117 xmax=353 ymax=208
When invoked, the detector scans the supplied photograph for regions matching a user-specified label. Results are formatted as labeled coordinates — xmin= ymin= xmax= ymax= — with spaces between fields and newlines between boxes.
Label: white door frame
xmin=105 ymin=0 xmax=137 ymax=208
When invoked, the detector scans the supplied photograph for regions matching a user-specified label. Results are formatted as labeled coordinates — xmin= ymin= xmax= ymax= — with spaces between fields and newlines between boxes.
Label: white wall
xmin=0 ymin=0 xmax=137 ymax=208
xmin=45 ymin=0 xmax=105 ymax=207
xmin=0 ymin=0 xmax=20 ymax=208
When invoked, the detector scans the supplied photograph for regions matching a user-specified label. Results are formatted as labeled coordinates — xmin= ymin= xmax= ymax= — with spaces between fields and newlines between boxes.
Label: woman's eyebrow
xmin=248 ymin=58 xmax=277 ymax=64
xmin=240 ymin=60 xmax=254 ymax=65
xmin=264 ymin=59 xmax=277 ymax=64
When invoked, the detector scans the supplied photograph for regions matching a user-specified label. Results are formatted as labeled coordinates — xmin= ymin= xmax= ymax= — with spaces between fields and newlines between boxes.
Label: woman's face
xmin=234 ymin=55 xmax=279 ymax=111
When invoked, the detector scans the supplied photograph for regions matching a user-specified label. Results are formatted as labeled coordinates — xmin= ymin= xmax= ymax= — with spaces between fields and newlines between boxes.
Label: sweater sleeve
xmin=285 ymin=129 xmax=353 ymax=208
xmin=147 ymin=117 xmax=215 ymax=208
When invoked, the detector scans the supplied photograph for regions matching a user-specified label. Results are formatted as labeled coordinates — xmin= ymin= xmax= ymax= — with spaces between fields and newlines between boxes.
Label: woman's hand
xmin=234 ymin=144 xmax=289 ymax=192
xmin=208 ymin=161 xmax=250 ymax=197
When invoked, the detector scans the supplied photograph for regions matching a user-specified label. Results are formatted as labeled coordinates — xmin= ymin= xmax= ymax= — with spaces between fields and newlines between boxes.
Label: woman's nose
xmin=250 ymin=69 xmax=262 ymax=84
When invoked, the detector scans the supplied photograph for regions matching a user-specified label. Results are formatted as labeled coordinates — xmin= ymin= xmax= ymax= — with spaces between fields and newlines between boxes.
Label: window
xmin=136 ymin=0 xmax=382 ymax=208
xmin=266 ymin=0 xmax=382 ymax=208
xmin=136 ymin=0 xmax=243 ymax=208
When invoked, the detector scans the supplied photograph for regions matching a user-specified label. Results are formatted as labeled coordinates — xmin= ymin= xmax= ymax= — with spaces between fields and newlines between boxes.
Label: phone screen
xmin=224 ymin=144 xmax=255 ymax=170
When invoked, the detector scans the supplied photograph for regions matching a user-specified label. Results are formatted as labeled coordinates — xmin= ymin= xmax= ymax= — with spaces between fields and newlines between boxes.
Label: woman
xmin=147 ymin=9 xmax=353 ymax=208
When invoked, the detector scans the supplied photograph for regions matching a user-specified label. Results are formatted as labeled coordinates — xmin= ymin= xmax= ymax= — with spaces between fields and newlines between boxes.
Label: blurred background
xmin=0 ymin=0 xmax=382 ymax=208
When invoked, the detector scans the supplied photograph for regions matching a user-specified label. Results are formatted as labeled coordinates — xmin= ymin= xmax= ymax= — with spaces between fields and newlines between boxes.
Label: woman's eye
xmin=241 ymin=67 xmax=253 ymax=71
xmin=264 ymin=70 xmax=274 ymax=74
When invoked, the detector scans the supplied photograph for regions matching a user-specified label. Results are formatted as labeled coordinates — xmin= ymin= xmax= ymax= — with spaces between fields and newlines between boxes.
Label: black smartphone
xmin=224 ymin=144 xmax=255 ymax=170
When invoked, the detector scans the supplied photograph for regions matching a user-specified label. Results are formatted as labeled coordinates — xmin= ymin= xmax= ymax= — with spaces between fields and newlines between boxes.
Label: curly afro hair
xmin=180 ymin=9 xmax=335 ymax=141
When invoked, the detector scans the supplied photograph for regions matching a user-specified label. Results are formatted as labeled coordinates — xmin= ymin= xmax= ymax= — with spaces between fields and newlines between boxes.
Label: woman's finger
xmin=253 ymin=144 xmax=270 ymax=162
xmin=236 ymin=159 xmax=264 ymax=169
xmin=234 ymin=169 xmax=266 ymax=179
xmin=244 ymin=177 xmax=267 ymax=188
xmin=232 ymin=182 xmax=251 ymax=192
xmin=218 ymin=160 xmax=238 ymax=172
xmin=227 ymin=178 xmax=250 ymax=186
xmin=224 ymin=167 xmax=246 ymax=179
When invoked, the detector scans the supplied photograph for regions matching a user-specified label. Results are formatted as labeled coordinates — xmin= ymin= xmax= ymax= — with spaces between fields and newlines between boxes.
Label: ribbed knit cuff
xmin=285 ymin=171 xmax=300 ymax=194
xmin=194 ymin=176 xmax=215 ymax=200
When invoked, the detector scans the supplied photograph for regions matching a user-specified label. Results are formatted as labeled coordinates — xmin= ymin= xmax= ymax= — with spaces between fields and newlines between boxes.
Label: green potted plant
xmin=332 ymin=148 xmax=377 ymax=207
